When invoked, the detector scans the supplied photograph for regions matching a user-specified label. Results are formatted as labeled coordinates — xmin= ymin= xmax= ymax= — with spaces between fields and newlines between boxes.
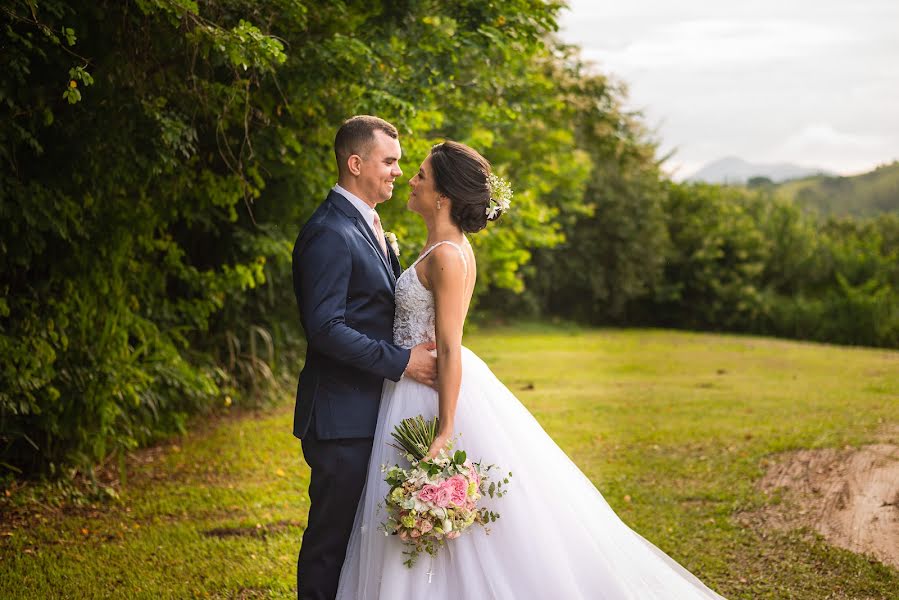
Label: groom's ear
xmin=347 ymin=154 xmax=363 ymax=176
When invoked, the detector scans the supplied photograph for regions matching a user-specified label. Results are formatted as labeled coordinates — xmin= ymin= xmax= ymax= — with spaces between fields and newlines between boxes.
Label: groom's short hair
xmin=335 ymin=115 xmax=398 ymax=175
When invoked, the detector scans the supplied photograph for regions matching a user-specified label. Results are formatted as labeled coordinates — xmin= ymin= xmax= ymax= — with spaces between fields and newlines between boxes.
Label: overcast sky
xmin=557 ymin=0 xmax=899 ymax=179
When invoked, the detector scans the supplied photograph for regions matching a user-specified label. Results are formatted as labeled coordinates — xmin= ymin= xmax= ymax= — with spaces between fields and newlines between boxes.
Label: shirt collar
xmin=333 ymin=184 xmax=376 ymax=231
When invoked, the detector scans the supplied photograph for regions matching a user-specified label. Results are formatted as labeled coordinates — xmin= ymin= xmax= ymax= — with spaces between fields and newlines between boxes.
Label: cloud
xmin=768 ymin=124 xmax=895 ymax=173
xmin=559 ymin=1 xmax=899 ymax=175
xmin=779 ymin=124 xmax=886 ymax=150
xmin=587 ymin=19 xmax=859 ymax=73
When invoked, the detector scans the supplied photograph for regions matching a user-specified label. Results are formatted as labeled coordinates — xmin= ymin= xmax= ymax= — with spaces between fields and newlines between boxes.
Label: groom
xmin=291 ymin=115 xmax=437 ymax=600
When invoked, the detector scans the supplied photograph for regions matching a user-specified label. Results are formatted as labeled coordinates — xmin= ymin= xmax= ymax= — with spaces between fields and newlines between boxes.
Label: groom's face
xmin=358 ymin=130 xmax=403 ymax=205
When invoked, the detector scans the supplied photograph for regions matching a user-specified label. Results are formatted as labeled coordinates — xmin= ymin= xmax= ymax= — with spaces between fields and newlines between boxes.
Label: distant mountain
xmin=771 ymin=161 xmax=899 ymax=218
xmin=687 ymin=156 xmax=832 ymax=184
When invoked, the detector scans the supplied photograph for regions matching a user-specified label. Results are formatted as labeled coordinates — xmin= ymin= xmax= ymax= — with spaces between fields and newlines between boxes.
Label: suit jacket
xmin=291 ymin=190 xmax=409 ymax=440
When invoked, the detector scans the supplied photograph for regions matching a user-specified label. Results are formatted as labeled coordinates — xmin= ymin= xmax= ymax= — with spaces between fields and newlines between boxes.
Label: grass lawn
xmin=2 ymin=324 xmax=897 ymax=598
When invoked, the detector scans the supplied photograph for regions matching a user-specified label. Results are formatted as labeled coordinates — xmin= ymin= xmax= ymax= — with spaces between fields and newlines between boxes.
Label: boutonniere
xmin=385 ymin=231 xmax=400 ymax=257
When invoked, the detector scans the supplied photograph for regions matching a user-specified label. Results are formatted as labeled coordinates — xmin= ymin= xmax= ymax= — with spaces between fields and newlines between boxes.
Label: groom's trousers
xmin=297 ymin=429 xmax=374 ymax=600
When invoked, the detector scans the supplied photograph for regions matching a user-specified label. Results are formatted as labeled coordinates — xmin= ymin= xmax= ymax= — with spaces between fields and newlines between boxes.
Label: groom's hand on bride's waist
xmin=404 ymin=342 xmax=438 ymax=388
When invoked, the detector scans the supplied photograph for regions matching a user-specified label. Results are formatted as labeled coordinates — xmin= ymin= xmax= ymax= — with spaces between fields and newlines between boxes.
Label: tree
xmin=0 ymin=0 xmax=589 ymax=475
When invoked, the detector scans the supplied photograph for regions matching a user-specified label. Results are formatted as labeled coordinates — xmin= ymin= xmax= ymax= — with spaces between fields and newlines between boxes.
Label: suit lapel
xmin=357 ymin=220 xmax=395 ymax=282
xmin=328 ymin=191 xmax=396 ymax=284
xmin=387 ymin=242 xmax=402 ymax=279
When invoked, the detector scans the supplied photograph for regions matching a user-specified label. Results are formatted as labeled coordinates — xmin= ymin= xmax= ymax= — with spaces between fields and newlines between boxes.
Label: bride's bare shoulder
xmin=425 ymin=243 xmax=467 ymax=273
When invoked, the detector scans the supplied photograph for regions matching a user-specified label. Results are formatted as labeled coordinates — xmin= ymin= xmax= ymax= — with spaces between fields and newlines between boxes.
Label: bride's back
xmin=393 ymin=239 xmax=475 ymax=349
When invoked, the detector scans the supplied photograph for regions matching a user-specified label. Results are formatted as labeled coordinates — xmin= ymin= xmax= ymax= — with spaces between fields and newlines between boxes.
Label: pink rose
xmin=419 ymin=520 xmax=434 ymax=533
xmin=435 ymin=485 xmax=453 ymax=508
xmin=417 ymin=484 xmax=439 ymax=504
xmin=410 ymin=529 xmax=421 ymax=538
xmin=446 ymin=530 xmax=461 ymax=540
xmin=447 ymin=475 xmax=468 ymax=506
xmin=448 ymin=474 xmax=467 ymax=491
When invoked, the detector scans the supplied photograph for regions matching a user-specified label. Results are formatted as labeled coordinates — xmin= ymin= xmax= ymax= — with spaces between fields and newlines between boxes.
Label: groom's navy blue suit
xmin=292 ymin=189 xmax=410 ymax=600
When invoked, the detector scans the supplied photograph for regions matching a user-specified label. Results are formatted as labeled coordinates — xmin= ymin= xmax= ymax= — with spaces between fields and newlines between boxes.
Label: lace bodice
xmin=393 ymin=241 xmax=467 ymax=349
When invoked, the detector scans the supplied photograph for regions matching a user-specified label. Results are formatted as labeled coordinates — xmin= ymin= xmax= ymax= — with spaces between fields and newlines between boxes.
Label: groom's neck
xmin=337 ymin=178 xmax=377 ymax=210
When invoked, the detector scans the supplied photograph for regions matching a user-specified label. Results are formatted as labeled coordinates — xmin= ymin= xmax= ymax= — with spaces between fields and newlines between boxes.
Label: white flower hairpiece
xmin=486 ymin=173 xmax=513 ymax=220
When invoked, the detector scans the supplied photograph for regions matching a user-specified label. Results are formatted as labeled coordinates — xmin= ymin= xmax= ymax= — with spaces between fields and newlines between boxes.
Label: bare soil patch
xmin=750 ymin=443 xmax=899 ymax=568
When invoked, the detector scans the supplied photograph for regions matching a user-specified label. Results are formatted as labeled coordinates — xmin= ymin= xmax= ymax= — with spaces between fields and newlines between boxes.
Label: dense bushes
xmin=0 ymin=0 xmax=284 ymax=474
xmin=760 ymin=214 xmax=899 ymax=346
xmin=518 ymin=180 xmax=899 ymax=348
xmin=0 ymin=1 xmax=613 ymax=475
xmin=661 ymin=185 xmax=898 ymax=347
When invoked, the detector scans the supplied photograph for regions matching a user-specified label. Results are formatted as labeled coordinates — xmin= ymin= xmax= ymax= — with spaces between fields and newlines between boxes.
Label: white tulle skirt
xmin=336 ymin=347 xmax=725 ymax=599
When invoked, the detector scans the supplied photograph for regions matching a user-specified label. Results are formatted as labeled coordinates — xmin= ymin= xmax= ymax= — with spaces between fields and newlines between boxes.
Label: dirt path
xmin=752 ymin=443 xmax=899 ymax=568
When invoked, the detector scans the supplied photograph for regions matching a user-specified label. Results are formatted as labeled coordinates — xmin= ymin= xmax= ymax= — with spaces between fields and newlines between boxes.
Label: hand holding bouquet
xmin=381 ymin=415 xmax=511 ymax=568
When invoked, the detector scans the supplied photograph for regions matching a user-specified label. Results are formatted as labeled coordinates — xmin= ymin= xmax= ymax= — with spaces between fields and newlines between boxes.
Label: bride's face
xmin=408 ymin=155 xmax=441 ymax=215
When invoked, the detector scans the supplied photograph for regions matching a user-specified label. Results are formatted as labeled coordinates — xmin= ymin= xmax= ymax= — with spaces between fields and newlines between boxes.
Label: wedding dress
xmin=336 ymin=241 xmax=725 ymax=599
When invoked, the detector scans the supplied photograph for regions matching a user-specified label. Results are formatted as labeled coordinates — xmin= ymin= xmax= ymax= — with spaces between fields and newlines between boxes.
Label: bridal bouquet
xmin=381 ymin=415 xmax=511 ymax=568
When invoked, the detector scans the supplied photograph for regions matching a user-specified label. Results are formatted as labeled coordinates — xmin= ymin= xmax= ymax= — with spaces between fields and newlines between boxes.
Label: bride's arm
xmin=423 ymin=245 xmax=468 ymax=460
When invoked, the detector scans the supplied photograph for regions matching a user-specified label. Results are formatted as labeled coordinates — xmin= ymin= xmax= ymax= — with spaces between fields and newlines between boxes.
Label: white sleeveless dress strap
xmin=413 ymin=240 xmax=468 ymax=276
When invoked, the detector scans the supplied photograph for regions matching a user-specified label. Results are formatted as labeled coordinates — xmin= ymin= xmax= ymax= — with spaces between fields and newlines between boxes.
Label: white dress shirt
xmin=333 ymin=184 xmax=379 ymax=239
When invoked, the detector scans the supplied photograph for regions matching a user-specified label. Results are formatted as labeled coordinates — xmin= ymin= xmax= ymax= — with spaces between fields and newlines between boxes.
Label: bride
xmin=336 ymin=141 xmax=725 ymax=599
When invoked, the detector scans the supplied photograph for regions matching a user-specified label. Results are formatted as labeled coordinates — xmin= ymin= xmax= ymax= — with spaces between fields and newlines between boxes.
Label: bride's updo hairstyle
xmin=429 ymin=141 xmax=502 ymax=233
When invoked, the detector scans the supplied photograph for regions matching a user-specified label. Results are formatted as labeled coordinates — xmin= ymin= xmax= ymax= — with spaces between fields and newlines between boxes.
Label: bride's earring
xmin=437 ymin=198 xmax=442 ymax=210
